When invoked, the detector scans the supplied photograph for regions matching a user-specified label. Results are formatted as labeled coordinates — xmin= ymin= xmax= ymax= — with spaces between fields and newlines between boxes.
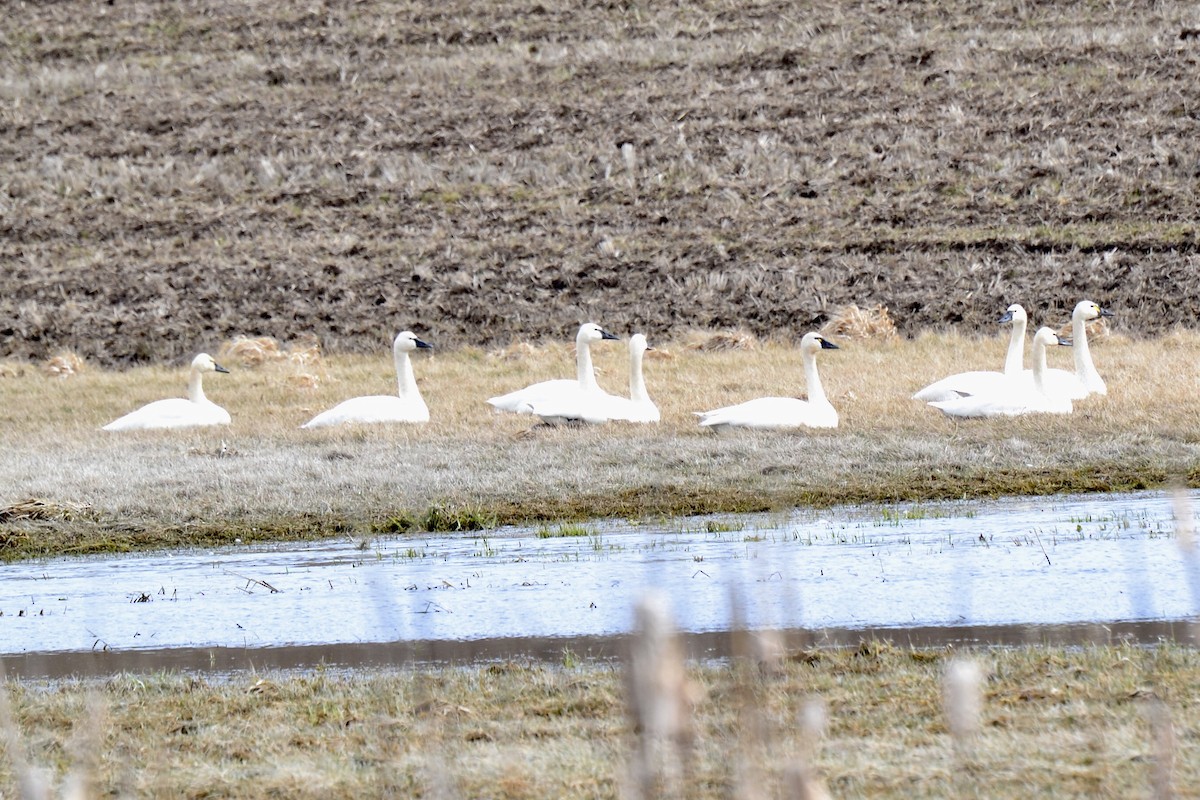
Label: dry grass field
xmin=2 ymin=325 xmax=1199 ymax=557
xmin=5 ymin=2 xmax=1200 ymax=797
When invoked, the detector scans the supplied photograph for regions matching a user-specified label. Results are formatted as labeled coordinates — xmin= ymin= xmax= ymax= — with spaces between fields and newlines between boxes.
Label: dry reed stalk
xmin=944 ymin=658 xmax=983 ymax=760
xmin=0 ymin=361 xmax=26 ymax=378
xmin=625 ymin=591 xmax=695 ymax=800
xmin=41 ymin=351 xmax=85 ymax=379
xmin=1144 ymin=698 xmax=1177 ymax=799
xmin=820 ymin=304 xmax=898 ymax=340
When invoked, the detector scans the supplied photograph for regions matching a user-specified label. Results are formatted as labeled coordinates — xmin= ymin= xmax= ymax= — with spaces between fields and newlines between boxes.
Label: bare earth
xmin=3 ymin=0 xmax=1200 ymax=366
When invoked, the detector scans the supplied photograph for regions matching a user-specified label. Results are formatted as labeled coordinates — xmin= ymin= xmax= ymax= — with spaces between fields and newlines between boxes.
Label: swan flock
xmin=98 ymin=300 xmax=1113 ymax=431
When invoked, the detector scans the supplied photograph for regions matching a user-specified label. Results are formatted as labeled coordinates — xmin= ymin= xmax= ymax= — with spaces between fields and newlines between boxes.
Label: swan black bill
xmin=1100 ymin=307 xmax=1115 ymax=318
xmin=415 ymin=338 xmax=433 ymax=349
xmin=819 ymin=338 xmax=839 ymax=350
xmin=214 ymin=364 xmax=231 ymax=373
xmin=600 ymin=329 xmax=620 ymax=341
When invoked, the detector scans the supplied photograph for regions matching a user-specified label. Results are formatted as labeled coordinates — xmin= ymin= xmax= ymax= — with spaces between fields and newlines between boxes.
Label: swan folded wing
xmin=929 ymin=384 xmax=1072 ymax=418
xmin=487 ymin=379 xmax=585 ymax=413
xmin=912 ymin=370 xmax=1008 ymax=402
xmin=301 ymin=395 xmax=429 ymax=428
xmin=696 ymin=397 xmax=837 ymax=431
xmin=102 ymin=398 xmax=231 ymax=431
xmin=524 ymin=390 xmax=658 ymax=424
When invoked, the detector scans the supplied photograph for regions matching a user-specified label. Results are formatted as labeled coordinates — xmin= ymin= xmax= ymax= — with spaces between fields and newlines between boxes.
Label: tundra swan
xmin=486 ymin=322 xmax=620 ymax=414
xmin=929 ymin=327 xmax=1072 ymax=418
xmin=912 ymin=304 xmax=1027 ymax=402
xmin=524 ymin=333 xmax=660 ymax=424
xmin=301 ymin=331 xmax=432 ymax=428
xmin=102 ymin=353 xmax=231 ymax=431
xmin=695 ymin=332 xmax=839 ymax=431
xmin=1045 ymin=299 xmax=1113 ymax=399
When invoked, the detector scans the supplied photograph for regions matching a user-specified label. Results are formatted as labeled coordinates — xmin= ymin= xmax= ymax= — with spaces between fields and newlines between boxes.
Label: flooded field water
xmin=3 ymin=491 xmax=1198 ymax=678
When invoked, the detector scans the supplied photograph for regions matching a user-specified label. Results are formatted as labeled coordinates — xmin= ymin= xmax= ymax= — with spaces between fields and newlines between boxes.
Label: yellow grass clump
xmin=820 ymin=304 xmax=898 ymax=341
xmin=41 ymin=350 xmax=86 ymax=378
xmin=683 ymin=329 xmax=758 ymax=351
xmin=220 ymin=336 xmax=287 ymax=367
xmin=0 ymin=497 xmax=94 ymax=522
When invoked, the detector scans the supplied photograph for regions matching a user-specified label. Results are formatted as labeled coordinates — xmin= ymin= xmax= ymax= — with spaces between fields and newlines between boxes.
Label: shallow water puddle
xmin=2 ymin=491 xmax=1198 ymax=676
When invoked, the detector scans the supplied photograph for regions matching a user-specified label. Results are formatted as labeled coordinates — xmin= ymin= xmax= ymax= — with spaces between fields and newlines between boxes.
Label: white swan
xmin=486 ymin=322 xmax=620 ymax=414
xmin=695 ymin=332 xmax=839 ymax=431
xmin=912 ymin=304 xmax=1027 ymax=402
xmin=929 ymin=327 xmax=1073 ymax=418
xmin=524 ymin=333 xmax=660 ymax=424
xmin=102 ymin=353 xmax=231 ymax=431
xmin=301 ymin=331 xmax=432 ymax=428
xmin=1045 ymin=299 xmax=1113 ymax=399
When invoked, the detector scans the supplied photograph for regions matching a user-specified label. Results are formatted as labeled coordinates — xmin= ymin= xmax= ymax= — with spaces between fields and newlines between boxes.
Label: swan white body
xmin=102 ymin=353 xmax=231 ymax=431
xmin=912 ymin=304 xmax=1027 ymax=402
xmin=929 ymin=327 xmax=1073 ymax=418
xmin=695 ymin=332 xmax=839 ymax=431
xmin=525 ymin=333 xmax=660 ymax=424
xmin=301 ymin=331 xmax=432 ymax=428
xmin=486 ymin=323 xmax=620 ymax=414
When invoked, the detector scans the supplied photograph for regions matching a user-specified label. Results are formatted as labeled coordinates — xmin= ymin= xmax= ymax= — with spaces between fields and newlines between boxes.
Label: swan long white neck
xmin=803 ymin=348 xmax=830 ymax=407
xmin=1003 ymin=315 xmax=1027 ymax=375
xmin=394 ymin=349 xmax=419 ymax=400
xmin=628 ymin=349 xmax=649 ymax=403
xmin=575 ymin=334 xmax=598 ymax=391
xmin=187 ymin=368 xmax=207 ymax=404
xmin=1072 ymin=312 xmax=1105 ymax=393
xmin=1030 ymin=336 xmax=1048 ymax=396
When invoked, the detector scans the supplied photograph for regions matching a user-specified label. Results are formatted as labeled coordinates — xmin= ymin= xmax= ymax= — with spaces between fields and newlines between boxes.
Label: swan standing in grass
xmin=102 ymin=353 xmax=231 ymax=431
xmin=486 ymin=322 xmax=620 ymax=414
xmin=524 ymin=333 xmax=660 ymax=424
xmin=695 ymin=332 xmax=839 ymax=431
xmin=929 ymin=327 xmax=1073 ymax=418
xmin=912 ymin=304 xmax=1027 ymax=402
xmin=301 ymin=331 xmax=432 ymax=428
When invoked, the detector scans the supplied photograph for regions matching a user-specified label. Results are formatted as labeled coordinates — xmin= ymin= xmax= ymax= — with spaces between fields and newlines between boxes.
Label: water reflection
xmin=1 ymin=490 xmax=1198 ymax=678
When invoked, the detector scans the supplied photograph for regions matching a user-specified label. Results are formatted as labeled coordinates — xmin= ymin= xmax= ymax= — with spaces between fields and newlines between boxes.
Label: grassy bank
xmin=2 ymin=329 xmax=1199 ymax=560
xmin=2 ymin=641 xmax=1197 ymax=798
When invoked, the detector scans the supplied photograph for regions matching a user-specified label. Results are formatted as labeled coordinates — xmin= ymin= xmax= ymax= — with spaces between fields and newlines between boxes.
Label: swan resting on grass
xmin=523 ymin=333 xmax=660 ymax=424
xmin=1053 ymin=299 xmax=1113 ymax=398
xmin=102 ymin=353 xmax=231 ymax=431
xmin=301 ymin=331 xmax=432 ymax=428
xmin=695 ymin=332 xmax=839 ymax=431
xmin=929 ymin=327 xmax=1073 ymax=418
xmin=912 ymin=303 xmax=1027 ymax=402
xmin=486 ymin=322 xmax=620 ymax=415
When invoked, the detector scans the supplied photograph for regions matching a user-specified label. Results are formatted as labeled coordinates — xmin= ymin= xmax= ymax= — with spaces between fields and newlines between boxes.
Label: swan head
xmin=1033 ymin=327 xmax=1070 ymax=350
xmin=800 ymin=332 xmax=839 ymax=353
xmin=393 ymin=330 xmax=433 ymax=353
xmin=1073 ymin=300 xmax=1113 ymax=322
xmin=577 ymin=322 xmax=620 ymax=345
xmin=998 ymin=304 xmax=1027 ymax=324
xmin=192 ymin=353 xmax=230 ymax=374
xmin=629 ymin=333 xmax=652 ymax=355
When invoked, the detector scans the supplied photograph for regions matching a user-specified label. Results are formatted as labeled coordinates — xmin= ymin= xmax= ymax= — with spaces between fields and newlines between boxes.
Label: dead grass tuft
xmin=820 ymin=304 xmax=898 ymax=340
xmin=683 ymin=329 xmax=758 ymax=351
xmin=220 ymin=336 xmax=286 ymax=368
xmin=1058 ymin=316 xmax=1112 ymax=342
xmin=0 ymin=497 xmax=94 ymax=522
xmin=0 ymin=361 xmax=26 ymax=378
xmin=41 ymin=350 xmax=85 ymax=378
